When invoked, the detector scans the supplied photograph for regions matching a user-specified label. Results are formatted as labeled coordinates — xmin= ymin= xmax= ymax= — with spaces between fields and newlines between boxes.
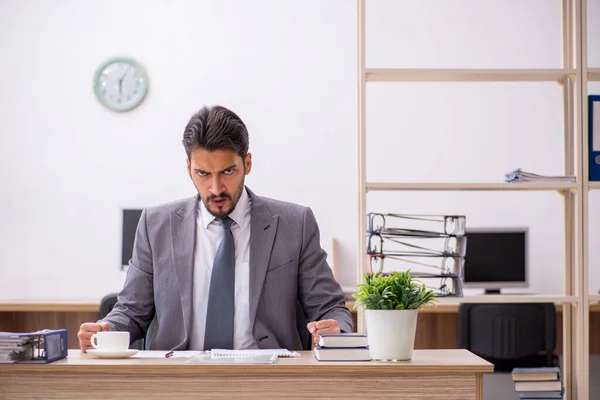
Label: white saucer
xmin=87 ymin=349 xmax=138 ymax=359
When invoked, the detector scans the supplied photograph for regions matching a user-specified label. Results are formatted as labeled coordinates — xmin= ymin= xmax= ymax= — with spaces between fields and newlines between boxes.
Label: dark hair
xmin=182 ymin=105 xmax=249 ymax=159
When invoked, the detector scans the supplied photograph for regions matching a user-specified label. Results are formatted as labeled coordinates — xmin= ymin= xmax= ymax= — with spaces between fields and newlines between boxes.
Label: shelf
xmin=0 ymin=299 xmax=100 ymax=312
xmin=589 ymin=68 xmax=600 ymax=81
xmin=589 ymin=182 xmax=600 ymax=190
xmin=366 ymin=182 xmax=578 ymax=192
xmin=589 ymin=294 xmax=600 ymax=303
xmin=365 ymin=68 xmax=576 ymax=83
xmin=437 ymin=295 xmax=578 ymax=304
xmin=344 ymin=295 xmax=579 ymax=314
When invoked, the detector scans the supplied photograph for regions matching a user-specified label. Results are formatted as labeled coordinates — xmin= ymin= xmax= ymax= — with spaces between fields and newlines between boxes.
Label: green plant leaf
xmin=353 ymin=270 xmax=438 ymax=310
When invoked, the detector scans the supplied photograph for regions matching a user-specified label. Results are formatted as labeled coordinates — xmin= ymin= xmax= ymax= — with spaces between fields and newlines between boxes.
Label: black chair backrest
xmin=457 ymin=302 xmax=556 ymax=371
xmin=99 ymin=293 xmax=119 ymax=321
xmin=99 ymin=293 xmax=145 ymax=350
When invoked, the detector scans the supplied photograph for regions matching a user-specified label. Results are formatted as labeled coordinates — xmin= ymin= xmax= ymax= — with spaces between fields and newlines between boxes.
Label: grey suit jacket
xmin=102 ymin=187 xmax=353 ymax=350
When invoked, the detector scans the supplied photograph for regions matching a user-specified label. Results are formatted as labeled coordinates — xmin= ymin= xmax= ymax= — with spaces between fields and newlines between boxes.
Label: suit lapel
xmin=248 ymin=189 xmax=279 ymax=327
xmin=169 ymin=196 xmax=197 ymax=348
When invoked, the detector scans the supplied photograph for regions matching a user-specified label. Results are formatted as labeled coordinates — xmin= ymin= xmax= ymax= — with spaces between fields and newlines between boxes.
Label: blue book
xmin=519 ymin=390 xmax=562 ymax=399
xmin=589 ymin=95 xmax=600 ymax=181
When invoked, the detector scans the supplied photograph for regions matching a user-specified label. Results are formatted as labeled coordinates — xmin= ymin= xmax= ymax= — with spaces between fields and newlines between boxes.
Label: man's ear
xmin=244 ymin=153 xmax=252 ymax=175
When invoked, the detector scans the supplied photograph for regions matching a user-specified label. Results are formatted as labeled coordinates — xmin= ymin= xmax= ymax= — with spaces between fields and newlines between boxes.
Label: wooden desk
xmin=0 ymin=349 xmax=493 ymax=399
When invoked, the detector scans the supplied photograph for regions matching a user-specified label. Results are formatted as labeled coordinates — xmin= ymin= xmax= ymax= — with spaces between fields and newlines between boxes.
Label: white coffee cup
xmin=90 ymin=331 xmax=130 ymax=352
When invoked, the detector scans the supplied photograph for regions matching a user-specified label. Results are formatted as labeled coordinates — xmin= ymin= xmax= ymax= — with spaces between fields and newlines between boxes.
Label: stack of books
xmin=313 ymin=333 xmax=370 ymax=361
xmin=511 ymin=367 xmax=563 ymax=399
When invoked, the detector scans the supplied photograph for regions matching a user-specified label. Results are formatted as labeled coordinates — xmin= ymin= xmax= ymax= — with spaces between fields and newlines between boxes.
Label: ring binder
xmin=0 ymin=329 xmax=68 ymax=364
xmin=366 ymin=213 xmax=466 ymax=297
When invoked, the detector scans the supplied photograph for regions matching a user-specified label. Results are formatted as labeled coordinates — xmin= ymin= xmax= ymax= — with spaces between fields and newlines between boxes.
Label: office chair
xmin=100 ymin=293 xmax=313 ymax=351
xmin=457 ymin=303 xmax=557 ymax=372
xmin=98 ymin=293 xmax=149 ymax=350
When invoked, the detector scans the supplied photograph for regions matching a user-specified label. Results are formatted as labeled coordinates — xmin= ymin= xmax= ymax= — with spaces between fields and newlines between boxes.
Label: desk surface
xmin=0 ymin=349 xmax=491 ymax=400
xmin=0 ymin=349 xmax=493 ymax=374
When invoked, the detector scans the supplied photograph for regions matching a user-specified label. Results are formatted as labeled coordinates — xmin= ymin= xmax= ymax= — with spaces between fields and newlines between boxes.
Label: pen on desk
xmin=165 ymin=351 xmax=174 ymax=358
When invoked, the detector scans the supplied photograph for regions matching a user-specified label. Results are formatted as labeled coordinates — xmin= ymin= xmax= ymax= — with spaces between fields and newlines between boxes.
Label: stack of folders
xmin=366 ymin=213 xmax=466 ymax=297
xmin=511 ymin=367 xmax=563 ymax=399
xmin=313 ymin=333 xmax=370 ymax=361
xmin=505 ymin=169 xmax=575 ymax=183
xmin=0 ymin=329 xmax=68 ymax=364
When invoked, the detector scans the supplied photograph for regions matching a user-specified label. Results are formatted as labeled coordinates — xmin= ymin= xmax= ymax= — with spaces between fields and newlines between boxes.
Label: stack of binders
xmin=366 ymin=213 xmax=466 ymax=297
xmin=313 ymin=333 xmax=370 ymax=361
xmin=0 ymin=329 xmax=68 ymax=364
xmin=511 ymin=367 xmax=563 ymax=399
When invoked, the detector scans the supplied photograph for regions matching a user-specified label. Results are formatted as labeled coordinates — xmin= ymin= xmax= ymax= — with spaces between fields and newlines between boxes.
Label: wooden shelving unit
xmin=589 ymin=182 xmax=600 ymax=190
xmin=366 ymin=182 xmax=578 ymax=192
xmin=357 ymin=0 xmax=592 ymax=398
xmin=365 ymin=68 xmax=576 ymax=82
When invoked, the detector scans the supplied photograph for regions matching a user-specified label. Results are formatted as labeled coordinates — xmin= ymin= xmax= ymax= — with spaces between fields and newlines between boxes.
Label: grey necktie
xmin=204 ymin=216 xmax=235 ymax=350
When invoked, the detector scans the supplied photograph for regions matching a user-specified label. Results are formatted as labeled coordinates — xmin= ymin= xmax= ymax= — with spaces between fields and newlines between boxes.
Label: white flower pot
xmin=365 ymin=309 xmax=419 ymax=361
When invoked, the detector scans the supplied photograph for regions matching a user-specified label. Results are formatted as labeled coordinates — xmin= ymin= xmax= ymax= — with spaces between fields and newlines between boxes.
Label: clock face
xmin=93 ymin=58 xmax=148 ymax=112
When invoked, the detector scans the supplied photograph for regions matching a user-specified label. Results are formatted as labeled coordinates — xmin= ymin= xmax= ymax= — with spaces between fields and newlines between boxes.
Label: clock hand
xmin=118 ymin=67 xmax=130 ymax=96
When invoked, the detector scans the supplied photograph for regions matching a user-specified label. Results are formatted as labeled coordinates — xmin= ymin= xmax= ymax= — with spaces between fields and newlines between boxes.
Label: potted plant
xmin=353 ymin=270 xmax=437 ymax=361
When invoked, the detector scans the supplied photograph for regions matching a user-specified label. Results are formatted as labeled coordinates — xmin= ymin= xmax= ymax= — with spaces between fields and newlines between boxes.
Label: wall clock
xmin=93 ymin=57 xmax=149 ymax=112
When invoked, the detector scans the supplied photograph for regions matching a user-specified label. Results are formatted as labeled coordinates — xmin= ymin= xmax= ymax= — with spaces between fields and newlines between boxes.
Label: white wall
xmin=0 ymin=0 xmax=599 ymax=300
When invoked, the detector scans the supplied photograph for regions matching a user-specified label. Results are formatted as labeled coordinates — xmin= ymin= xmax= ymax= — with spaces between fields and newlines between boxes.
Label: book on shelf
xmin=512 ymin=367 xmax=560 ymax=381
xmin=519 ymin=391 xmax=563 ymax=399
xmin=313 ymin=346 xmax=371 ymax=361
xmin=504 ymin=168 xmax=575 ymax=183
xmin=511 ymin=366 xmax=563 ymax=398
xmin=318 ymin=333 xmax=368 ymax=348
xmin=514 ymin=380 xmax=562 ymax=392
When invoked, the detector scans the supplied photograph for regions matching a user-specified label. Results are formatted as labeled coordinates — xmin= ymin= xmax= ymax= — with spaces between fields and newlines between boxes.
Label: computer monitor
xmin=462 ymin=228 xmax=528 ymax=294
xmin=121 ymin=209 xmax=143 ymax=269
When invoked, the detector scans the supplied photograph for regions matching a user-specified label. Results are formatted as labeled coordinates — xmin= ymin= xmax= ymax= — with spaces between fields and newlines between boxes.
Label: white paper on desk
xmin=209 ymin=349 xmax=299 ymax=358
xmin=132 ymin=351 xmax=202 ymax=358
xmin=188 ymin=353 xmax=277 ymax=364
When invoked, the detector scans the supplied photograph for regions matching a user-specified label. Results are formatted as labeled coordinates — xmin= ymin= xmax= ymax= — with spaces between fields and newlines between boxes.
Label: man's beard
xmin=201 ymin=178 xmax=245 ymax=218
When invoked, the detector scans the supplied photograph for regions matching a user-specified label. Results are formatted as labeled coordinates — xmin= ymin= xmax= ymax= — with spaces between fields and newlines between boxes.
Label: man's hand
xmin=307 ymin=319 xmax=341 ymax=346
xmin=78 ymin=321 xmax=111 ymax=352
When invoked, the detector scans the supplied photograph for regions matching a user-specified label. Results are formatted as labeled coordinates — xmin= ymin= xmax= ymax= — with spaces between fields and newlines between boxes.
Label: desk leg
xmin=476 ymin=373 xmax=483 ymax=400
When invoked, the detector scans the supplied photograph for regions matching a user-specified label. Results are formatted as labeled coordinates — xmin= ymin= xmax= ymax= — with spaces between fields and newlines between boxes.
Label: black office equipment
xmin=457 ymin=303 xmax=557 ymax=372
xmin=462 ymin=228 xmax=527 ymax=294
xmin=121 ymin=209 xmax=143 ymax=269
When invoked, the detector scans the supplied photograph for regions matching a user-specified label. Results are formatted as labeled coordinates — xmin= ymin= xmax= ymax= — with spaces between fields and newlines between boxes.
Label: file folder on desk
xmin=590 ymin=95 xmax=600 ymax=181
xmin=0 ymin=329 xmax=67 ymax=363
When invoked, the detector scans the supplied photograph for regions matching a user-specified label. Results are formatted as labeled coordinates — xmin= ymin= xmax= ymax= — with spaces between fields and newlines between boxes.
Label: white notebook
xmin=209 ymin=349 xmax=299 ymax=358
xmin=189 ymin=353 xmax=277 ymax=364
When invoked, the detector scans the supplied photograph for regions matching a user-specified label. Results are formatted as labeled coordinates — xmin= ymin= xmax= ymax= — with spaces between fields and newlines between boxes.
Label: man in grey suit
xmin=78 ymin=105 xmax=353 ymax=352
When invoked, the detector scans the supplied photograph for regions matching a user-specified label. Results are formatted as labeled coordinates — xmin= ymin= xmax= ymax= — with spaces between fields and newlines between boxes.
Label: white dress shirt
xmin=188 ymin=188 xmax=256 ymax=350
